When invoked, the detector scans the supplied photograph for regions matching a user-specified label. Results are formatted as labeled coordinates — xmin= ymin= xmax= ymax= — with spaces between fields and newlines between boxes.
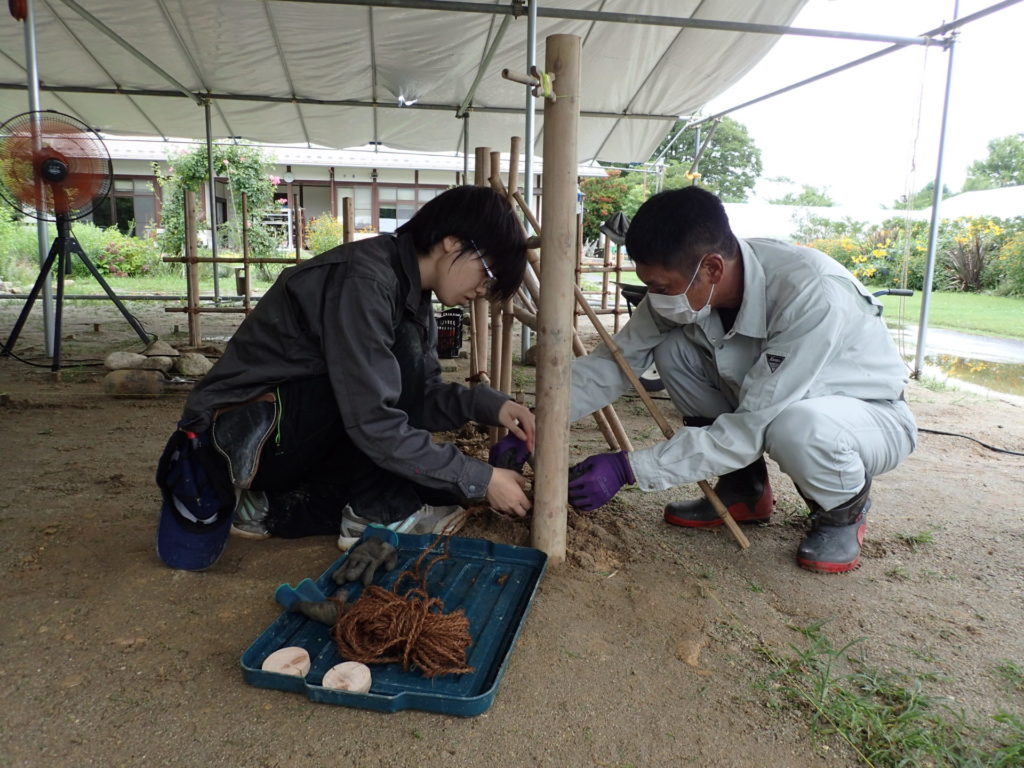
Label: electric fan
xmin=0 ymin=110 xmax=149 ymax=369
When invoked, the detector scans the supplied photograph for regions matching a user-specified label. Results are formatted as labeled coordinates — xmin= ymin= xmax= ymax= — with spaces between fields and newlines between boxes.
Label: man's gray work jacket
xmin=570 ymin=238 xmax=911 ymax=492
xmin=181 ymin=233 xmax=506 ymax=499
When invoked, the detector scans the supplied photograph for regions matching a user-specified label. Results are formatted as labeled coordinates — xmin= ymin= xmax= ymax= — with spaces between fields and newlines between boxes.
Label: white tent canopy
xmin=2 ymin=0 xmax=816 ymax=162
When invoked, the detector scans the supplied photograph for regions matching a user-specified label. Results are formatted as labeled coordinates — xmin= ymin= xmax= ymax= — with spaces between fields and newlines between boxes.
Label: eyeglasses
xmin=469 ymin=239 xmax=496 ymax=288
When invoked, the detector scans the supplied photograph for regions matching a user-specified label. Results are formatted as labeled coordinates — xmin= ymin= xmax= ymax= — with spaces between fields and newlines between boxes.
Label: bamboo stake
xmin=471 ymin=146 xmax=491 ymax=385
xmin=500 ymin=140 xmax=519 ymax=407
xmin=491 ymin=174 xmax=626 ymax=451
xmin=531 ymin=34 xmax=581 ymax=564
xmin=183 ymin=188 xmax=201 ymax=346
xmin=241 ymin=192 xmax=251 ymax=314
xmin=342 ymin=196 xmax=354 ymax=244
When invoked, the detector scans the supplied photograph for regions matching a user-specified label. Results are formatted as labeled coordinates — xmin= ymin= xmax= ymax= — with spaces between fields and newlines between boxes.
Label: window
xmin=375 ymin=185 xmax=445 ymax=233
xmin=92 ymin=178 xmax=158 ymax=236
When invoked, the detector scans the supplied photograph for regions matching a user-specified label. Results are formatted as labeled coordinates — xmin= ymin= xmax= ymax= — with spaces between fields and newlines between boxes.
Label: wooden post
xmin=502 ymin=137 xmax=521 ymax=397
xmin=489 ymin=150 xmax=505 ymax=390
xmin=471 ymin=146 xmax=491 ymax=384
xmin=329 ymin=167 xmax=337 ymax=217
xmin=614 ymin=243 xmax=623 ymax=332
xmin=532 ymin=35 xmax=581 ymax=564
xmin=342 ymin=196 xmax=354 ymax=243
xmin=491 ymin=174 xmax=627 ymax=453
xmin=183 ymin=188 xmax=201 ymax=345
xmin=601 ymin=235 xmax=611 ymax=310
xmin=241 ymin=192 xmax=252 ymax=313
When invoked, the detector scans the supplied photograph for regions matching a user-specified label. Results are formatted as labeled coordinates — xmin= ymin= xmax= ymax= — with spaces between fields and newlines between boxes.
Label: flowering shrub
xmin=305 ymin=215 xmax=345 ymax=255
xmin=988 ymin=232 xmax=1024 ymax=297
xmin=944 ymin=217 xmax=1005 ymax=292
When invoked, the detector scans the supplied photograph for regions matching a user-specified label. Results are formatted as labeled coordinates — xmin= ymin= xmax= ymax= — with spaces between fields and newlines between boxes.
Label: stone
xmin=104 ymin=351 xmax=147 ymax=370
xmin=174 ymin=352 xmax=213 ymax=377
xmin=143 ymin=339 xmax=179 ymax=357
xmin=140 ymin=355 xmax=174 ymax=372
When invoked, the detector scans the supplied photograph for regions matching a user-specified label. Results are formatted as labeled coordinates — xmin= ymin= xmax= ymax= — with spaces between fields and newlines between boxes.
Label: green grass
xmin=760 ymin=622 xmax=1024 ymax=767
xmin=873 ymin=288 xmax=1024 ymax=341
xmin=61 ymin=272 xmax=279 ymax=298
xmin=995 ymin=660 xmax=1024 ymax=694
xmin=51 ymin=270 xmax=1024 ymax=346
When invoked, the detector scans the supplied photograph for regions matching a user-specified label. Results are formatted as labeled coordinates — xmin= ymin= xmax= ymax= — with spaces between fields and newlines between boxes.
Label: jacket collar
xmin=728 ymin=239 xmax=767 ymax=339
xmin=394 ymin=232 xmax=424 ymax=316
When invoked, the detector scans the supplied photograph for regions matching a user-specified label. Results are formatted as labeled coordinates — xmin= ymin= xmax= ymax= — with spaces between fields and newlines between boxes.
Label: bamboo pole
xmin=614 ymin=242 xmax=623 ymax=332
xmin=241 ymin=192 xmax=252 ymax=314
xmin=601 ymin=235 xmax=611 ymax=310
xmin=183 ymin=188 xmax=201 ymax=345
xmin=491 ymin=174 xmax=627 ymax=452
xmin=489 ymin=152 xmax=505 ymax=382
xmin=502 ymin=138 xmax=520 ymax=408
xmin=342 ymin=196 xmax=354 ymax=244
xmin=471 ymin=146 xmax=491 ymax=385
xmin=531 ymin=34 xmax=581 ymax=564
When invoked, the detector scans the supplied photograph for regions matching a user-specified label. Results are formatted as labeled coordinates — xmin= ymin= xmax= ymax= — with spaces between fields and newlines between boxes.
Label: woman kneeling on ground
xmin=156 ymin=185 xmax=533 ymax=571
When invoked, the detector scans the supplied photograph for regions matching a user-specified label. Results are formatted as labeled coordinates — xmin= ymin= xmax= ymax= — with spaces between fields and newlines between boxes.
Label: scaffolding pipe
xmin=915 ymin=30 xmax=959 ymax=377
xmin=20 ymin=0 xmax=54 ymax=356
xmin=205 ymin=100 xmax=220 ymax=299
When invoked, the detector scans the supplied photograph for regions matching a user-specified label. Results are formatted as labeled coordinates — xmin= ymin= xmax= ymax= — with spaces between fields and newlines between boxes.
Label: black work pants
xmin=249 ymin=320 xmax=460 ymax=537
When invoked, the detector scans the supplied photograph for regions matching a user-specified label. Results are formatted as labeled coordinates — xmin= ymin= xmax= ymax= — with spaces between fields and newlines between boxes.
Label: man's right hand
xmin=486 ymin=467 xmax=531 ymax=517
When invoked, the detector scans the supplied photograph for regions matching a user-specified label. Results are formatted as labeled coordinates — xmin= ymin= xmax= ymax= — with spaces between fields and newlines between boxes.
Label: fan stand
xmin=3 ymin=212 xmax=150 ymax=371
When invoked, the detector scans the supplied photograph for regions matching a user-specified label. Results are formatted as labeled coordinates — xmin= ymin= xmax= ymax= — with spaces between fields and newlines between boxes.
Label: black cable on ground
xmin=917 ymin=428 xmax=1024 ymax=457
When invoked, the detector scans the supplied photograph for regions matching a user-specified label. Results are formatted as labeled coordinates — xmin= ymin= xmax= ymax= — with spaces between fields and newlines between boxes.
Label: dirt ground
xmin=1 ymin=301 xmax=1022 ymax=768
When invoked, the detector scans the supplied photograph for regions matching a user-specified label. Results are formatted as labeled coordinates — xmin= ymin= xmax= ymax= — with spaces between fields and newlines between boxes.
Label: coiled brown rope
xmin=332 ymin=522 xmax=475 ymax=678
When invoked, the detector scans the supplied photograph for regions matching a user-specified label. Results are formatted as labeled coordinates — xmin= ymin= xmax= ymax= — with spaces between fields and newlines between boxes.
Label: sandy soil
xmin=1 ymin=302 xmax=1022 ymax=768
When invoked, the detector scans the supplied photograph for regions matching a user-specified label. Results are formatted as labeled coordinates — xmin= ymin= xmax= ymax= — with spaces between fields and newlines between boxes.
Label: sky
xmin=701 ymin=0 xmax=1024 ymax=208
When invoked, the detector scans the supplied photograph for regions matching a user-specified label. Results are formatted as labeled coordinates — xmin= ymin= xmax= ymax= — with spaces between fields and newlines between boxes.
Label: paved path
xmin=893 ymin=325 xmax=1024 ymax=365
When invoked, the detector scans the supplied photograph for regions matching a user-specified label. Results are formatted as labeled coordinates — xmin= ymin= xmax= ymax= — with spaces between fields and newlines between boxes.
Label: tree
xmin=155 ymin=143 xmax=279 ymax=259
xmin=651 ymin=116 xmax=763 ymax=202
xmin=769 ymin=184 xmax=836 ymax=207
xmin=962 ymin=133 xmax=1024 ymax=191
xmin=892 ymin=181 xmax=953 ymax=210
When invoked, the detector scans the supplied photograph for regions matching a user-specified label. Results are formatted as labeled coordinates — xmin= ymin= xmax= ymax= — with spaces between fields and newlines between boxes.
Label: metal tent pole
xmin=21 ymin=0 xmax=54 ymax=356
xmin=520 ymin=0 xmax=537 ymax=357
xmin=205 ymin=100 xmax=220 ymax=300
xmin=915 ymin=27 xmax=959 ymax=378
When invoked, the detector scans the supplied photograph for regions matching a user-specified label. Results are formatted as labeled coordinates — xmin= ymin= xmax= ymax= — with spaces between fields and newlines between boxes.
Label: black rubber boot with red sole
xmin=796 ymin=479 xmax=871 ymax=574
xmin=663 ymin=456 xmax=774 ymax=528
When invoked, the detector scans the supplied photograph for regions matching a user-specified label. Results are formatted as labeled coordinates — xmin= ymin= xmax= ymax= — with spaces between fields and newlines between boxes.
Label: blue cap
xmin=155 ymin=429 xmax=234 ymax=571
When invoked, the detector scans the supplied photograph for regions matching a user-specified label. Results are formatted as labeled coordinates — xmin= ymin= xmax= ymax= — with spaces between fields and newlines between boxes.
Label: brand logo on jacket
xmin=766 ymin=353 xmax=786 ymax=373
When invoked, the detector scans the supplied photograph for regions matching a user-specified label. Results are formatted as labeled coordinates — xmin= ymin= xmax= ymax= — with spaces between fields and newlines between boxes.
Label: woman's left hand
xmin=497 ymin=400 xmax=535 ymax=454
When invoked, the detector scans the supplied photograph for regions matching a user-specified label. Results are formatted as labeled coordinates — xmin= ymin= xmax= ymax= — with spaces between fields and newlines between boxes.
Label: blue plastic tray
xmin=240 ymin=532 xmax=547 ymax=716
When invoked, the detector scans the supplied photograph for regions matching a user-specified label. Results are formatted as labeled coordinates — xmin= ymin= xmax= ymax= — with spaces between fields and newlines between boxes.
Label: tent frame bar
xmin=0 ymin=82 xmax=681 ymax=121
xmin=269 ymin=0 xmax=939 ymax=47
xmin=55 ymin=0 xmax=201 ymax=105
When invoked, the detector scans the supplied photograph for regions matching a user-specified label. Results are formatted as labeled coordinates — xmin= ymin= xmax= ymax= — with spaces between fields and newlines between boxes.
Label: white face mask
xmin=646 ymin=257 xmax=714 ymax=324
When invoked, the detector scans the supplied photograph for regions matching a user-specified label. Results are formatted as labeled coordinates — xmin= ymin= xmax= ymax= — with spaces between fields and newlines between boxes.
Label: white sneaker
xmin=231 ymin=488 xmax=271 ymax=539
xmin=336 ymin=503 xmax=464 ymax=551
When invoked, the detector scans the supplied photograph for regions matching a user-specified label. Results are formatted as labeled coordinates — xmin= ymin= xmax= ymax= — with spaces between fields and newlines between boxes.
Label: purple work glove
xmin=567 ymin=451 xmax=635 ymax=511
xmin=489 ymin=433 xmax=530 ymax=472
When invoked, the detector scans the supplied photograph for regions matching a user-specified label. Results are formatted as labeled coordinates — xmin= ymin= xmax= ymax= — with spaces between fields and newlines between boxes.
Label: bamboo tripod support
xmin=488 ymin=173 xmax=632 ymax=454
xmin=504 ymin=188 xmax=750 ymax=550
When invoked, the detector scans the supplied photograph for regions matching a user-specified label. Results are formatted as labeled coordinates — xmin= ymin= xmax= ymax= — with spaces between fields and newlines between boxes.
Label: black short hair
xmin=625 ymin=187 xmax=739 ymax=272
xmin=398 ymin=185 xmax=526 ymax=301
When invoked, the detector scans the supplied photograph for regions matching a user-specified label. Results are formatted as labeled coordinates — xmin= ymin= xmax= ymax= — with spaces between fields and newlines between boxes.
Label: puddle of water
xmin=923 ymin=354 xmax=1024 ymax=397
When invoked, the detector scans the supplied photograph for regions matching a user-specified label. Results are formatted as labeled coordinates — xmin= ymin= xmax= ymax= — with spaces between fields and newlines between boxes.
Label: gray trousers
xmin=653 ymin=335 xmax=917 ymax=510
